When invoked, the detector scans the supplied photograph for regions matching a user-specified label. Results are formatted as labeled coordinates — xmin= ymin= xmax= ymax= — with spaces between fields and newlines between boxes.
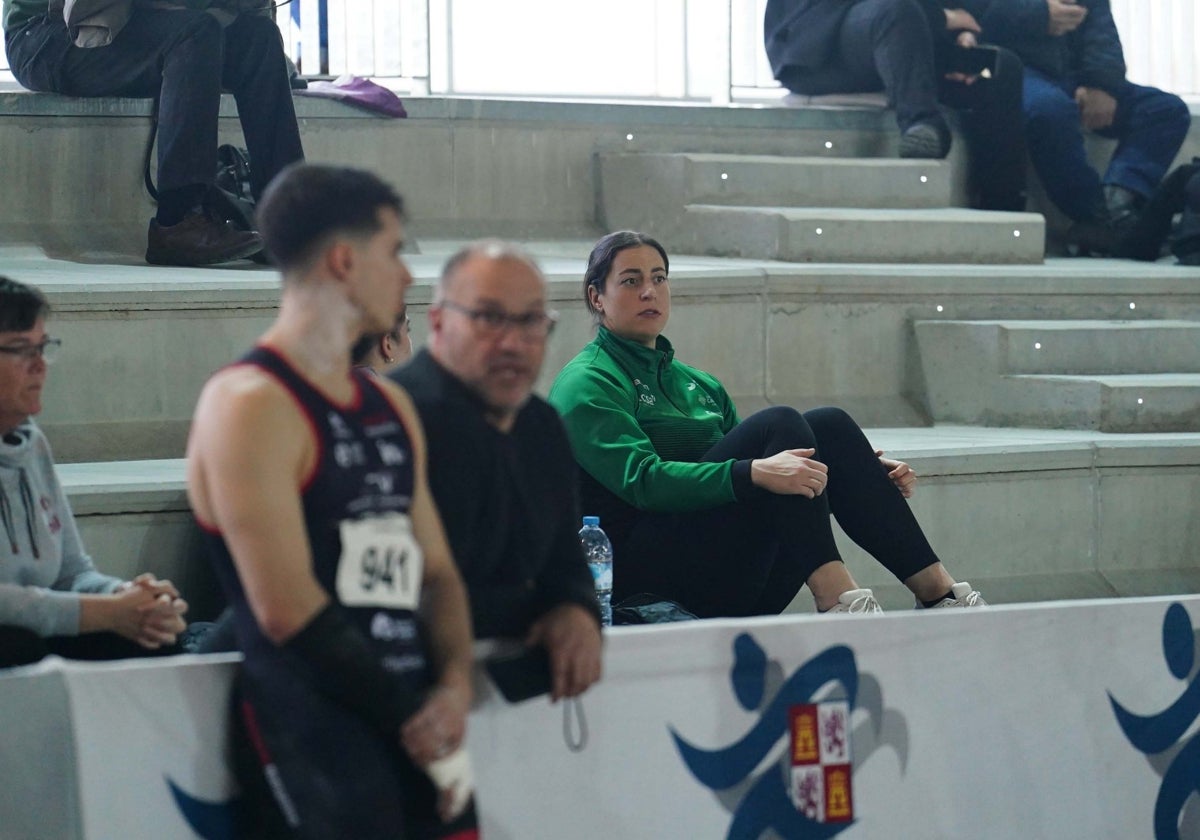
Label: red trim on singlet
xmin=360 ymin=371 xmax=419 ymax=447
xmin=240 ymin=699 xmax=275 ymax=766
xmin=255 ymin=343 xmax=365 ymax=413
xmin=441 ymin=829 xmax=480 ymax=840
xmin=193 ymin=513 xmax=220 ymax=535
xmin=253 ymin=365 xmax=325 ymax=494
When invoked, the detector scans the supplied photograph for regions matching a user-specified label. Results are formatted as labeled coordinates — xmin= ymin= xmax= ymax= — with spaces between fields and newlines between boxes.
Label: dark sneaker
xmin=899 ymin=121 xmax=949 ymax=159
xmin=1065 ymin=217 xmax=1117 ymax=257
xmin=145 ymin=212 xmax=263 ymax=267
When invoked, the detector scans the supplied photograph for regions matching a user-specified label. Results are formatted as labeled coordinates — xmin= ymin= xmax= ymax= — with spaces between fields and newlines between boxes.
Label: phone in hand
xmin=947 ymin=45 xmax=1000 ymax=78
xmin=484 ymin=646 xmax=552 ymax=703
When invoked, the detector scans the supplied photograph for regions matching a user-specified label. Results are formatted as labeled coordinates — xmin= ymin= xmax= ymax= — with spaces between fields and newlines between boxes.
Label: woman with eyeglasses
xmin=0 ymin=276 xmax=188 ymax=667
xmin=547 ymin=231 xmax=984 ymax=618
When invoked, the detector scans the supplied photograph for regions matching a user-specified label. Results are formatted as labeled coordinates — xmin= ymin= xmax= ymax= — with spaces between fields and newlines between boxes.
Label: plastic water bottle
xmin=579 ymin=516 xmax=613 ymax=627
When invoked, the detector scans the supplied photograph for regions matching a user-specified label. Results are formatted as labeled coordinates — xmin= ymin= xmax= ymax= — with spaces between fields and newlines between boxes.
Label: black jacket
xmin=389 ymin=350 xmax=600 ymax=639
xmin=957 ymin=0 xmax=1126 ymax=94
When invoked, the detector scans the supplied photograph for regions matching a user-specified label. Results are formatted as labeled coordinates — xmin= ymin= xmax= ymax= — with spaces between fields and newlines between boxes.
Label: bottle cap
xmin=582 ymin=515 xmax=600 ymax=527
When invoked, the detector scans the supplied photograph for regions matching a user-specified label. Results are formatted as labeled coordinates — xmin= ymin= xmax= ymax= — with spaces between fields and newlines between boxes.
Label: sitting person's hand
xmin=875 ymin=450 xmax=917 ymax=498
xmin=82 ymin=585 xmax=185 ymax=649
xmin=1046 ymin=0 xmax=1087 ymax=36
xmin=1075 ymin=86 xmax=1117 ymax=131
xmin=525 ymin=603 xmax=602 ymax=702
xmin=943 ymin=8 xmax=981 ymax=36
xmin=751 ymin=449 xmax=829 ymax=498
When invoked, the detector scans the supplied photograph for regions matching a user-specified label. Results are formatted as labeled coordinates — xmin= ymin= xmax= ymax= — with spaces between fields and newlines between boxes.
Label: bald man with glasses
xmin=390 ymin=241 xmax=602 ymax=702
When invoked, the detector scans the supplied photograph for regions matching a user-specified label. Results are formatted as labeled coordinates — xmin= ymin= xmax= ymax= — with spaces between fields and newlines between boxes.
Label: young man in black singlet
xmin=187 ymin=163 xmax=477 ymax=839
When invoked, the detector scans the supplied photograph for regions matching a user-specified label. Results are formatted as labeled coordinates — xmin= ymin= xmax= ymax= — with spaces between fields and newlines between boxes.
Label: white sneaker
xmin=919 ymin=582 xmax=987 ymax=609
xmin=825 ymin=588 xmax=884 ymax=615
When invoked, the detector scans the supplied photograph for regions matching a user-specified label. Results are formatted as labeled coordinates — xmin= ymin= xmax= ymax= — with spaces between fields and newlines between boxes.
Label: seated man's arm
xmin=525 ymin=426 xmax=602 ymax=701
xmin=965 ymin=0 xmax=1049 ymax=45
xmin=1074 ymin=0 xmax=1126 ymax=96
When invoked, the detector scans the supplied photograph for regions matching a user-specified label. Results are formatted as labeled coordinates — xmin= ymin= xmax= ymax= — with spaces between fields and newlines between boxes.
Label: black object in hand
xmin=485 ymin=646 xmax=552 ymax=703
xmin=947 ymin=46 xmax=1000 ymax=77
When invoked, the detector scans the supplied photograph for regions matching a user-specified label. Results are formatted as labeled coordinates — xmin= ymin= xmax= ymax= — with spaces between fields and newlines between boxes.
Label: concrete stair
xmin=598 ymin=151 xmax=1045 ymax=264
xmin=916 ymin=319 xmax=1200 ymax=431
xmin=2 ymin=90 xmax=1199 ymax=613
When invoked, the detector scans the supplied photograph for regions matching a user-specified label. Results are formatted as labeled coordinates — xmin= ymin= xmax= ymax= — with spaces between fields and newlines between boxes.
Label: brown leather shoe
xmin=145 ymin=212 xmax=263 ymax=267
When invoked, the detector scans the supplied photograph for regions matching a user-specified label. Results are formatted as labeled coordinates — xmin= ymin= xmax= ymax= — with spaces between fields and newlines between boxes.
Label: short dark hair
xmin=0 ymin=276 xmax=49 ymax=332
xmin=583 ymin=231 xmax=669 ymax=324
xmin=255 ymin=163 xmax=406 ymax=273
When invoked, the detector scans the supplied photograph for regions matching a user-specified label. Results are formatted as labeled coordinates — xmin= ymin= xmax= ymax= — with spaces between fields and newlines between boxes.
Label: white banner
xmin=1 ymin=596 xmax=1197 ymax=839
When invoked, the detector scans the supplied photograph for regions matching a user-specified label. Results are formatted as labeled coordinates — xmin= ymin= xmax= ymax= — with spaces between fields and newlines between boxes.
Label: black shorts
xmin=232 ymin=671 xmax=478 ymax=840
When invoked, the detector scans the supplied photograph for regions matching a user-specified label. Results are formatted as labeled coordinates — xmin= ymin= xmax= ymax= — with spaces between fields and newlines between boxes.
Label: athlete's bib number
xmin=336 ymin=514 xmax=423 ymax=610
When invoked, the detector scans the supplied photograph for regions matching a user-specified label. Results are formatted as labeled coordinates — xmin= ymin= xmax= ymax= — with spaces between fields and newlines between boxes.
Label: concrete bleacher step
xmin=59 ymin=428 xmax=1200 ymax=619
xmin=916 ymin=319 xmax=1200 ymax=431
xmin=678 ymin=204 xmax=1043 ymax=264
xmin=598 ymin=150 xmax=1045 ymax=264
xmin=598 ymin=152 xmax=954 ymax=211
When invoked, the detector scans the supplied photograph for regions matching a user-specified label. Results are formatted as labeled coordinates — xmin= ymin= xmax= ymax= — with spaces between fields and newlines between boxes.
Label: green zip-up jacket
xmin=548 ymin=327 xmax=754 ymax=518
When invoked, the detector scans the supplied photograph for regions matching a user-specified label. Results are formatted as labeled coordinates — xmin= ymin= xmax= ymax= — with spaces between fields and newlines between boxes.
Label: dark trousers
xmin=5 ymin=9 xmax=304 ymax=197
xmin=612 ymin=406 xmax=941 ymax=619
xmin=0 ymin=624 xmax=178 ymax=668
xmin=777 ymin=0 xmax=942 ymax=131
xmin=775 ymin=0 xmax=1027 ymax=210
xmin=1023 ymin=69 xmax=1191 ymax=221
xmin=940 ymin=47 xmax=1027 ymax=212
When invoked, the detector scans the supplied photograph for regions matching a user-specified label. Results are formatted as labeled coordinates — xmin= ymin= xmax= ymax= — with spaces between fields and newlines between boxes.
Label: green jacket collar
xmin=595 ymin=326 xmax=675 ymax=373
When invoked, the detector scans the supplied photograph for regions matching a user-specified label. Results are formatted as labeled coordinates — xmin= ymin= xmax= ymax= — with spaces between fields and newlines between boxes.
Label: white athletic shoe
xmin=919 ymin=581 xmax=987 ymax=609
xmin=826 ymin=588 xmax=884 ymax=615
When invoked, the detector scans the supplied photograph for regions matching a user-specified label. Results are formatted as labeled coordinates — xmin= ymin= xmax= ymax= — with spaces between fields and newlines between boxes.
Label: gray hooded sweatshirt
xmin=0 ymin=420 xmax=121 ymax=636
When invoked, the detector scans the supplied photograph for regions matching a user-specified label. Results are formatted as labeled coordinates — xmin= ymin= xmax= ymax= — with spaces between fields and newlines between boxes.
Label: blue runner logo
xmin=1110 ymin=601 xmax=1200 ymax=840
xmin=671 ymin=632 xmax=897 ymax=839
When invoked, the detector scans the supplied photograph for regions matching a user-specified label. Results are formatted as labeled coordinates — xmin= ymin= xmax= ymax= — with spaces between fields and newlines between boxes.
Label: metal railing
xmin=3 ymin=0 xmax=1197 ymax=100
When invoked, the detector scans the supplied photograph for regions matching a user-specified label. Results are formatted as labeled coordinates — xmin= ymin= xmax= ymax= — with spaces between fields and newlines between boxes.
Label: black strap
xmin=142 ymin=94 xmax=159 ymax=202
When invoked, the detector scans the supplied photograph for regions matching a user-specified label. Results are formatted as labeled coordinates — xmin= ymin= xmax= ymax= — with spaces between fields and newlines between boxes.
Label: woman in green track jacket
xmin=548 ymin=231 xmax=984 ymax=618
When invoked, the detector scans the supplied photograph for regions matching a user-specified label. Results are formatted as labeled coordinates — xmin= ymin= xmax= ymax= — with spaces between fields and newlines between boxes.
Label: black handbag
xmin=612 ymin=592 xmax=698 ymax=625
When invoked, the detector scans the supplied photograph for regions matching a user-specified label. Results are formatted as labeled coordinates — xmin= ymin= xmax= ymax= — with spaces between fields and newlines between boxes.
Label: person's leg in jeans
xmin=1022 ymin=68 xmax=1104 ymax=222
xmin=1099 ymin=81 xmax=1191 ymax=201
xmin=940 ymin=46 xmax=1027 ymax=211
xmin=220 ymin=13 xmax=305 ymax=198
xmin=778 ymin=0 xmax=946 ymax=148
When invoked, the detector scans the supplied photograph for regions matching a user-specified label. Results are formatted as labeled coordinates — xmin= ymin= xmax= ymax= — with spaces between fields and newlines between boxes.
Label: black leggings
xmin=612 ymin=406 xmax=940 ymax=618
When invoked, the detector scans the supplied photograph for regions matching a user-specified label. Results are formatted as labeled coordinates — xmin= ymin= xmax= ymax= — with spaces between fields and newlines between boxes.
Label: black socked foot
xmin=145 ymin=212 xmax=263 ymax=267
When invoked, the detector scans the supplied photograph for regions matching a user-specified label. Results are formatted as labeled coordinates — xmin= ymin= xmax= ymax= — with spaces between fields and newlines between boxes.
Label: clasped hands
xmin=750 ymin=448 xmax=917 ymax=499
xmin=111 ymin=573 xmax=187 ymax=649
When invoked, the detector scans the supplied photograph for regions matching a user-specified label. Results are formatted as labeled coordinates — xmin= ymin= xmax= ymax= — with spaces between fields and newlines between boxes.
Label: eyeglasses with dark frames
xmin=0 ymin=337 xmax=61 ymax=364
xmin=438 ymin=301 xmax=558 ymax=339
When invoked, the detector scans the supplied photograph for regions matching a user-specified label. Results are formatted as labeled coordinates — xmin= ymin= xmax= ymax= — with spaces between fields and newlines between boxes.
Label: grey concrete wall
xmin=29 ymin=259 xmax=1200 ymax=462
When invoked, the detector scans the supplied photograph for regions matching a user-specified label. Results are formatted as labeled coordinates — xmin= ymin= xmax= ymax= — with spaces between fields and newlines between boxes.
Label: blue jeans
xmin=1022 ymin=68 xmax=1190 ymax=221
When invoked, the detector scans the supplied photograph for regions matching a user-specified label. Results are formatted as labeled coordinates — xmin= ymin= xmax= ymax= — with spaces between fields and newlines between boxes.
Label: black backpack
xmin=1171 ymin=163 xmax=1200 ymax=266
xmin=1118 ymin=157 xmax=1200 ymax=262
